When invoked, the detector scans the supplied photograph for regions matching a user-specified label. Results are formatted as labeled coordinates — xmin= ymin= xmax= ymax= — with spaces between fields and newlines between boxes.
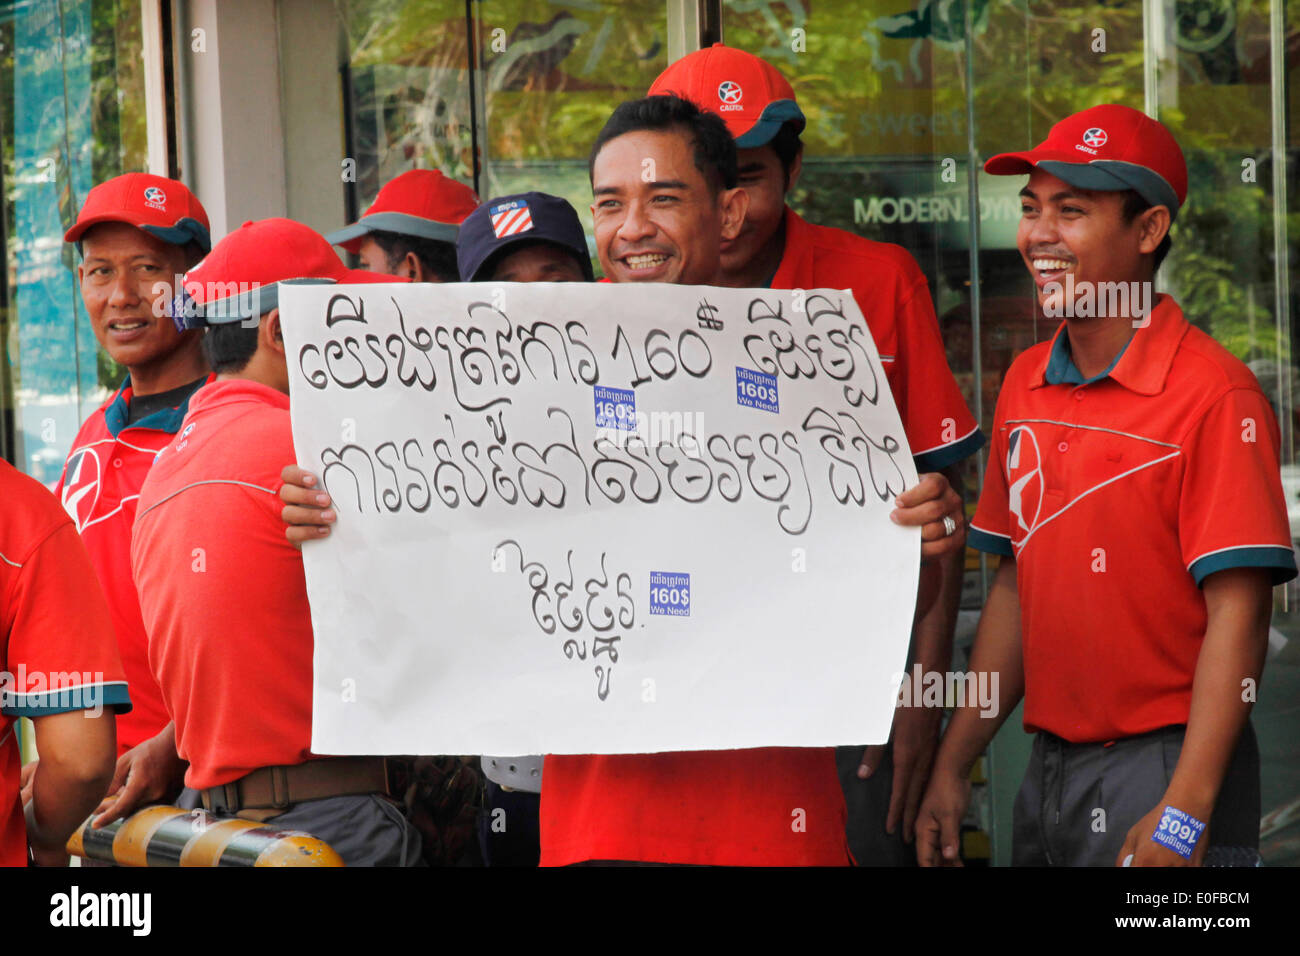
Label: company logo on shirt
xmin=1002 ymin=420 xmax=1183 ymax=554
xmin=1005 ymin=425 xmax=1043 ymax=540
xmin=143 ymin=186 xmax=167 ymax=210
xmin=61 ymin=447 xmax=104 ymax=532
xmin=717 ymin=80 xmax=743 ymax=112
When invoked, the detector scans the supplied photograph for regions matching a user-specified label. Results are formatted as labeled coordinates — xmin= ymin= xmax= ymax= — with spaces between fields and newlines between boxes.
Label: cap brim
xmin=986 ymin=149 xmax=1180 ymax=217
xmin=986 ymin=147 xmax=1128 ymax=188
xmin=66 ymin=215 xmax=211 ymax=252
xmin=326 ymin=212 xmax=460 ymax=253
xmin=733 ymin=99 xmax=806 ymax=149
xmin=466 ymin=235 xmax=594 ymax=282
xmin=193 ymin=273 xmax=407 ymax=327
xmin=324 ymin=221 xmax=370 ymax=253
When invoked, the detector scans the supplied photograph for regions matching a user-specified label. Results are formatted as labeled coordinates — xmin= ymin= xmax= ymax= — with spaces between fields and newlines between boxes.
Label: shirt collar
xmin=1042 ymin=329 xmax=1131 ymax=386
xmin=104 ymin=373 xmax=215 ymax=437
xmin=1031 ymin=296 xmax=1188 ymax=395
xmin=104 ymin=378 xmax=133 ymax=436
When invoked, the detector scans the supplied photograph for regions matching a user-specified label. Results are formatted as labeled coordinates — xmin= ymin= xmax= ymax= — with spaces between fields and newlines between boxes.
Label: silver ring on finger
xmin=942 ymin=515 xmax=957 ymax=537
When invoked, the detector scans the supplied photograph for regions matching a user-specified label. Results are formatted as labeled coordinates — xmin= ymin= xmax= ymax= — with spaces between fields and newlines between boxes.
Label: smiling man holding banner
xmin=278 ymin=95 xmax=977 ymax=867
xmin=538 ymin=94 xmax=977 ymax=866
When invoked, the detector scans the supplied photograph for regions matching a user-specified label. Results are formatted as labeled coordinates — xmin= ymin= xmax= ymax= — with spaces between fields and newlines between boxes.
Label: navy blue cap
xmin=456 ymin=192 xmax=594 ymax=282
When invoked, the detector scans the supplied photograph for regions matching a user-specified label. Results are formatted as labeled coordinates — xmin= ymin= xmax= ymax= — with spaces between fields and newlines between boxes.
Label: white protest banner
xmin=279 ymin=282 xmax=919 ymax=755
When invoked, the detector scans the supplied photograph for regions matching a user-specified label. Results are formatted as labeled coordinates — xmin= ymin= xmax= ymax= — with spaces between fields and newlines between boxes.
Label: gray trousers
xmin=178 ymin=788 xmax=423 ymax=867
xmin=1012 ymin=723 xmax=1260 ymax=866
xmin=268 ymin=794 xmax=424 ymax=867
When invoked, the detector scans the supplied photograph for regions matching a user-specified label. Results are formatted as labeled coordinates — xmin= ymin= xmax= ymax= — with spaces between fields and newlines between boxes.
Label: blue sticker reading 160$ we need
xmin=736 ymin=367 xmax=779 ymax=413
xmin=649 ymin=572 xmax=690 ymax=617
xmin=594 ymin=385 xmax=636 ymax=431
xmin=1150 ymin=805 xmax=1206 ymax=859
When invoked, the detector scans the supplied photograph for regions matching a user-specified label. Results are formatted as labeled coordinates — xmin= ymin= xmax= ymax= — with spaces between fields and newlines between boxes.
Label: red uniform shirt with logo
xmin=57 ymin=376 xmax=212 ymax=753
xmin=132 ymin=380 xmax=317 ymax=790
xmin=969 ymin=297 xmax=1297 ymax=742
xmin=1 ymin=460 xmax=131 ymax=867
xmin=541 ymin=209 xmax=984 ymax=866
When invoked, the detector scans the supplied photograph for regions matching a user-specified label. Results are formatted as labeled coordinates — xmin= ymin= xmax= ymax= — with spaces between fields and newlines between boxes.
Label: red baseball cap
xmin=985 ymin=104 xmax=1187 ymax=219
xmin=175 ymin=218 xmax=399 ymax=329
xmin=327 ymin=169 xmax=480 ymax=253
xmin=648 ymin=43 xmax=806 ymax=148
xmin=64 ymin=172 xmax=211 ymax=250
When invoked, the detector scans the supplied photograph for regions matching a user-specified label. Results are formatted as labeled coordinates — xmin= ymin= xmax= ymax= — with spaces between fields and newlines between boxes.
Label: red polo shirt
xmin=969 ymin=297 xmax=1296 ymax=742
xmin=541 ymin=209 xmax=984 ymax=866
xmin=132 ymin=379 xmax=317 ymax=790
xmin=771 ymin=207 xmax=982 ymax=469
xmin=2 ymin=460 xmax=130 ymax=867
xmin=57 ymin=375 xmax=212 ymax=753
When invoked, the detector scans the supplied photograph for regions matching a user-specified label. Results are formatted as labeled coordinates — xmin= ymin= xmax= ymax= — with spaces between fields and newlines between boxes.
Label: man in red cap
xmin=917 ymin=105 xmax=1294 ymax=867
xmin=25 ymin=174 xmax=214 ymax=825
xmin=649 ymin=44 xmax=984 ymax=865
xmin=327 ymin=168 xmax=479 ymax=282
xmin=126 ymin=219 xmax=422 ymax=864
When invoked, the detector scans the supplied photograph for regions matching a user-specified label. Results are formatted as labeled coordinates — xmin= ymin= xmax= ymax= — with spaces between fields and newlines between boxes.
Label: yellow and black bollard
xmin=67 ymin=805 xmax=344 ymax=867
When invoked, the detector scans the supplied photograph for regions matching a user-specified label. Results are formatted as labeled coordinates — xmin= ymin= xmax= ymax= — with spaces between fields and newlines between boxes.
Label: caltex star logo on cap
xmin=143 ymin=185 xmax=167 ymax=209
xmin=1082 ymin=127 xmax=1108 ymax=148
xmin=717 ymin=80 xmax=743 ymax=104
xmin=490 ymin=199 xmax=533 ymax=238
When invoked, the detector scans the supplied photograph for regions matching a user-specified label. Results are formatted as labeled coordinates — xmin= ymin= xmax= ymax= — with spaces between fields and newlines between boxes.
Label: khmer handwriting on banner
xmin=279 ymin=282 xmax=919 ymax=755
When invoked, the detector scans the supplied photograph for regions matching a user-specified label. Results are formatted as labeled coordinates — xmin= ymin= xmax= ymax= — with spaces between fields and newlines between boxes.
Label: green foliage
xmin=1168 ymin=148 xmax=1287 ymax=363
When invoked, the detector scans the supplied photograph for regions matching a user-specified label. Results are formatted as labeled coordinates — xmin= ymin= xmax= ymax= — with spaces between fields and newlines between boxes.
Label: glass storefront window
xmin=343 ymin=0 xmax=668 ymax=276
xmin=475 ymin=0 xmax=668 ymax=270
xmin=341 ymin=1 xmax=475 ymax=215
xmin=1 ymin=0 xmax=149 ymax=487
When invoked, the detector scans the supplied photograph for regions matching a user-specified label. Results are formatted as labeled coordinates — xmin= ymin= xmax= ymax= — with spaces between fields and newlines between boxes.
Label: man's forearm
xmin=27 ymin=754 xmax=113 ymax=852
xmin=932 ymin=557 xmax=1024 ymax=777
xmin=1164 ymin=568 xmax=1272 ymax=816
xmin=27 ymin=709 xmax=116 ymax=853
